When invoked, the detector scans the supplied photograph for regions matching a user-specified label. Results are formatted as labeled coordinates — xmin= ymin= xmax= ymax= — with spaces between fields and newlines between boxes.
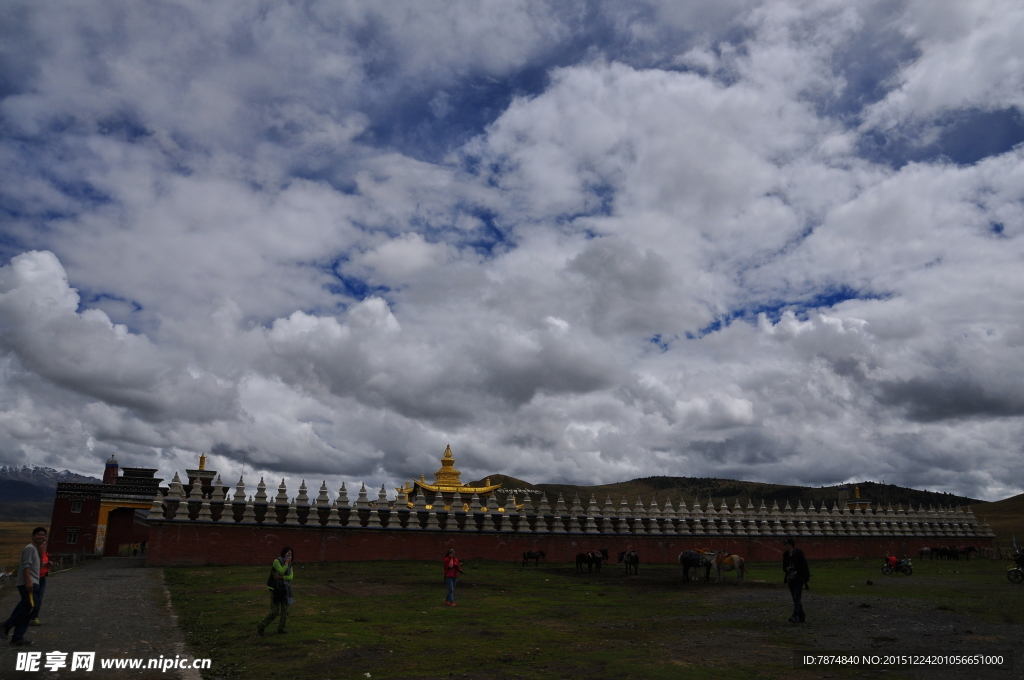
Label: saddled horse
xmin=618 ymin=550 xmax=639 ymax=575
xmin=678 ymin=550 xmax=705 ymax=583
xmin=705 ymin=550 xmax=745 ymax=583
xmin=918 ymin=546 xmax=931 ymax=560
xmin=697 ymin=549 xmax=718 ymax=582
xmin=522 ymin=549 xmax=545 ymax=566
xmin=575 ymin=548 xmax=609 ymax=573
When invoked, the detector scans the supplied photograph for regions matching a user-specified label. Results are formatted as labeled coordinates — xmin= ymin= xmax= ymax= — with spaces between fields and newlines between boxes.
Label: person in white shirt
xmin=1 ymin=527 xmax=46 ymax=646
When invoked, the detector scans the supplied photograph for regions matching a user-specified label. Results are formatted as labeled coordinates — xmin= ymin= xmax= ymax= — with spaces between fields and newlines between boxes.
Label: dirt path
xmin=0 ymin=558 xmax=203 ymax=679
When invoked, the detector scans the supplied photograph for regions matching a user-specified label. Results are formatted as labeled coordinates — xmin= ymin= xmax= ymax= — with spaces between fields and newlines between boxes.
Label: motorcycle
xmin=1008 ymin=547 xmax=1024 ymax=584
xmin=881 ymin=556 xmax=912 ymax=576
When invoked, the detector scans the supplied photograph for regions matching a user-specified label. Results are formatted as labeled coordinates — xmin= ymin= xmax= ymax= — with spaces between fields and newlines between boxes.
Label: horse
xmin=705 ymin=550 xmax=745 ymax=583
xmin=678 ymin=550 xmax=704 ymax=583
xmin=958 ymin=546 xmax=977 ymax=561
xmin=918 ymin=546 xmax=931 ymax=560
xmin=698 ymin=549 xmax=718 ymax=581
xmin=618 ymin=550 xmax=639 ymax=575
xmin=522 ymin=549 xmax=545 ymax=566
xmin=575 ymin=549 xmax=608 ymax=573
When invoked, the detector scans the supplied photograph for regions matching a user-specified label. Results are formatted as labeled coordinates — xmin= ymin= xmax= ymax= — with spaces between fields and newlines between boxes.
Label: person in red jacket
xmin=443 ymin=548 xmax=464 ymax=607
xmin=29 ymin=540 xmax=49 ymax=626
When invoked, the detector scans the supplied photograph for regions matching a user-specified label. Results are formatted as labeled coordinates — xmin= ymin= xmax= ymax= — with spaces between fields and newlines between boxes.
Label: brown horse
xmin=576 ymin=549 xmax=609 ymax=573
xmin=618 ymin=550 xmax=639 ymax=575
xmin=957 ymin=546 xmax=977 ymax=561
xmin=522 ymin=549 xmax=545 ymax=566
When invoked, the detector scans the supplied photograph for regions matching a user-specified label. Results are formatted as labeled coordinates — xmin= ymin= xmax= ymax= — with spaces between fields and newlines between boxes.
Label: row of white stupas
xmin=148 ymin=473 xmax=994 ymax=538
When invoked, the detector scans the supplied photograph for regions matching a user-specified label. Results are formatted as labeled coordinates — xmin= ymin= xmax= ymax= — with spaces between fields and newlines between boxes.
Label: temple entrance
xmin=103 ymin=507 xmax=149 ymax=557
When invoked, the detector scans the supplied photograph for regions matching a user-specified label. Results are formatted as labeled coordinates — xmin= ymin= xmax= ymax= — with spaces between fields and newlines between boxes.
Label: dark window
xmin=65 ymin=527 xmax=80 ymax=545
xmin=70 ymin=501 xmax=82 ymax=513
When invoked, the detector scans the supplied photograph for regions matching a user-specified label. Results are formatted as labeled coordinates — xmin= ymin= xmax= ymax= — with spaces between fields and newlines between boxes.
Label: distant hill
xmin=972 ymin=493 xmax=1024 ymax=547
xmin=0 ymin=465 xmax=101 ymax=523
xmin=471 ymin=475 xmax=982 ymax=513
xmin=473 ymin=473 xmax=1024 ymax=544
xmin=0 ymin=479 xmax=56 ymax=502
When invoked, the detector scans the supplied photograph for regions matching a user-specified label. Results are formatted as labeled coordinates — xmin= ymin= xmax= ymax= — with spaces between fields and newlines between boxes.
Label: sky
xmin=1 ymin=1 xmax=1023 ymax=502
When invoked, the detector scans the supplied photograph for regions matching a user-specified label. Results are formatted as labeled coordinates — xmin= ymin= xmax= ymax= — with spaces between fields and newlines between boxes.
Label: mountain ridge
xmin=0 ymin=465 xmax=101 ymax=488
xmin=470 ymin=474 xmax=1024 ymax=543
xmin=0 ymin=465 xmax=102 ymax=522
xmin=471 ymin=474 xmax=983 ymax=508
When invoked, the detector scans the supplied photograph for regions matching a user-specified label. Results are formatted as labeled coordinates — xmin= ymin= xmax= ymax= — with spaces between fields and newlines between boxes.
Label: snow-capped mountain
xmin=0 ymin=465 xmax=101 ymax=489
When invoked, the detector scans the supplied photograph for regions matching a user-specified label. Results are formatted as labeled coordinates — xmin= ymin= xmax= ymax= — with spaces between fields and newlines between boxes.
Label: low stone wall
xmin=145 ymin=521 xmax=994 ymax=567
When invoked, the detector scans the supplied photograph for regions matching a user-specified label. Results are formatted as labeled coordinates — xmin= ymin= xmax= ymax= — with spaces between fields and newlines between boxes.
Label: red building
xmin=48 ymin=455 xmax=163 ymax=557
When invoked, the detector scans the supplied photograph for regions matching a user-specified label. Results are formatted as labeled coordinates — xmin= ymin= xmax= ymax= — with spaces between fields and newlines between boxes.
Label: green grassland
xmin=165 ymin=555 xmax=1022 ymax=680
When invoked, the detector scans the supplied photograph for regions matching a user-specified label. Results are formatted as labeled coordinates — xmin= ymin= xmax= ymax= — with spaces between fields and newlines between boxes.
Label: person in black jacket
xmin=783 ymin=538 xmax=810 ymax=623
xmin=783 ymin=542 xmax=810 ymax=590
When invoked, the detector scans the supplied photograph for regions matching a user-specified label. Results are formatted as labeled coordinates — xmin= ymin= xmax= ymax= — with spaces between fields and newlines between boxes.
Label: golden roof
xmin=397 ymin=444 xmax=503 ymax=498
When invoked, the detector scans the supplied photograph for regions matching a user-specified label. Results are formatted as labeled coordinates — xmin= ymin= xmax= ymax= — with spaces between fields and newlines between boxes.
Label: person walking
xmin=257 ymin=546 xmax=294 ymax=636
xmin=1 ymin=527 xmax=47 ymax=646
xmin=29 ymin=539 xmax=50 ymax=626
xmin=783 ymin=540 xmax=809 ymax=590
xmin=783 ymin=538 xmax=810 ymax=623
xmin=443 ymin=548 xmax=464 ymax=607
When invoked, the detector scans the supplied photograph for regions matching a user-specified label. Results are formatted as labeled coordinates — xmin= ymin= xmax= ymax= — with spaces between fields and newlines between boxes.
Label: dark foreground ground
xmin=164 ymin=556 xmax=1023 ymax=680
xmin=0 ymin=558 xmax=203 ymax=679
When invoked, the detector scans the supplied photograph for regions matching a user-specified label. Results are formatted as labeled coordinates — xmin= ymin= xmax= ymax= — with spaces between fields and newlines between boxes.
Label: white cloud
xmin=358 ymin=233 xmax=451 ymax=284
xmin=1 ymin=1 xmax=1023 ymax=502
xmin=863 ymin=0 xmax=1024 ymax=128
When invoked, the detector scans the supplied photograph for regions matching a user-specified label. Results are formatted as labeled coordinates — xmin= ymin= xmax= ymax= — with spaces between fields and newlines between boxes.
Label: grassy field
xmin=0 ymin=521 xmax=44 ymax=573
xmin=165 ymin=555 xmax=1022 ymax=680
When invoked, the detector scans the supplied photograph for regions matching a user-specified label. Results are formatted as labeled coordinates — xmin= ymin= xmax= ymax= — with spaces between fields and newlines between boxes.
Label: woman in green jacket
xmin=257 ymin=546 xmax=293 ymax=636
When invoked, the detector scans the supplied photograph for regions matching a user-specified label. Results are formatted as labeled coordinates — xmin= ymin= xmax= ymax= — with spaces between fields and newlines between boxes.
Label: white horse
xmin=706 ymin=550 xmax=745 ymax=583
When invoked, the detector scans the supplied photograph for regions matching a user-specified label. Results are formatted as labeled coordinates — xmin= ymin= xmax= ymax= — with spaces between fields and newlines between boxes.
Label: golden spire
xmin=199 ymin=453 xmax=207 ymax=470
xmin=433 ymin=444 xmax=463 ymax=488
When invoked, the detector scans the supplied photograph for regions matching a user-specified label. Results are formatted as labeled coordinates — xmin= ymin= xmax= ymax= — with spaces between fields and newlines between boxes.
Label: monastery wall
xmin=142 ymin=465 xmax=996 ymax=566
xmin=145 ymin=521 xmax=993 ymax=566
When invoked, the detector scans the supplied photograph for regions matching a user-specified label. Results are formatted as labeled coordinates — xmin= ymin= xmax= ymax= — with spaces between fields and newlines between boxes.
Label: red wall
xmin=49 ymin=497 xmax=101 ymax=555
xmin=146 ymin=522 xmax=994 ymax=567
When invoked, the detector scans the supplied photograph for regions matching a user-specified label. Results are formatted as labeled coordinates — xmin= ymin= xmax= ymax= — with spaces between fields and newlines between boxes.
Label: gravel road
xmin=0 ymin=558 xmax=203 ymax=679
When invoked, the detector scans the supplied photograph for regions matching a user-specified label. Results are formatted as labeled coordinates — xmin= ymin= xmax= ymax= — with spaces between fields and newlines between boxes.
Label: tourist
xmin=29 ymin=539 xmax=50 ymax=626
xmin=782 ymin=540 xmax=810 ymax=590
xmin=1 ymin=526 xmax=46 ymax=646
xmin=257 ymin=546 xmax=294 ymax=636
xmin=783 ymin=538 xmax=810 ymax=623
xmin=443 ymin=548 xmax=464 ymax=606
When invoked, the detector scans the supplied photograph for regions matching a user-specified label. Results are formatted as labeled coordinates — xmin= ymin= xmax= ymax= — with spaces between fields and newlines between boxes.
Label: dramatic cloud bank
xmin=1 ymin=1 xmax=1023 ymax=500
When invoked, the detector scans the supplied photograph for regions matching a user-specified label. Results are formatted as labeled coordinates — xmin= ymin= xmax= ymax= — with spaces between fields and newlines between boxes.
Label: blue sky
xmin=1 ymin=0 xmax=1023 ymax=501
